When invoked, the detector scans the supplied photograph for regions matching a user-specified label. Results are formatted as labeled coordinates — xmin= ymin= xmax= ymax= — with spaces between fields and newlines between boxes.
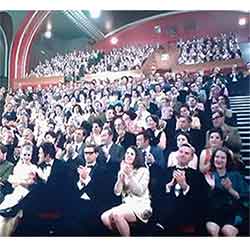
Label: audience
xmin=177 ymin=33 xmax=242 ymax=65
xmin=0 ymin=35 xmax=248 ymax=236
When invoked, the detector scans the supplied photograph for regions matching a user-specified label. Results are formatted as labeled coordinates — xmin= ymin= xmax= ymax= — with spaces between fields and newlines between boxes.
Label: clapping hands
xmin=221 ymin=177 xmax=232 ymax=191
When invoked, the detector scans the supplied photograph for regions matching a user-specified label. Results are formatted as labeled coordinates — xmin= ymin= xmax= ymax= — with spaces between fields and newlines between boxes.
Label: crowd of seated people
xmin=0 ymin=62 xmax=249 ymax=236
xmin=29 ymin=44 xmax=158 ymax=79
xmin=177 ymin=33 xmax=242 ymax=65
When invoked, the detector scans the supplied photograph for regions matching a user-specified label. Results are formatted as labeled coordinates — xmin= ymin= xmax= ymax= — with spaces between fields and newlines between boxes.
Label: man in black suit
xmin=99 ymin=127 xmax=125 ymax=165
xmin=136 ymin=130 xmax=165 ymax=169
xmin=175 ymin=115 xmax=205 ymax=155
xmin=152 ymin=144 xmax=209 ymax=234
xmin=113 ymin=117 xmax=136 ymax=150
xmin=65 ymin=143 xmax=119 ymax=235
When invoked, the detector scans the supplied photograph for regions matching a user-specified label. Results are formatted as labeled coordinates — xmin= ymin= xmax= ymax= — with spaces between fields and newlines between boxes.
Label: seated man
xmin=152 ymin=144 xmax=210 ymax=234
xmin=65 ymin=143 xmax=120 ymax=236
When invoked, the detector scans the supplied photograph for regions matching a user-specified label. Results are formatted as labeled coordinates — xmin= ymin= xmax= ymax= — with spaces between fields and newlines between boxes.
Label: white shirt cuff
xmin=183 ymin=185 xmax=190 ymax=195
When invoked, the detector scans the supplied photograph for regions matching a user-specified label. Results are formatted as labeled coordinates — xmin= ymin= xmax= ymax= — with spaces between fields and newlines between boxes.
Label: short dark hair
xmin=179 ymin=143 xmax=195 ymax=154
xmin=175 ymin=131 xmax=191 ymax=143
xmin=84 ymin=143 xmax=98 ymax=153
xmin=45 ymin=131 xmax=57 ymax=139
xmin=208 ymin=127 xmax=224 ymax=141
xmin=40 ymin=142 xmax=56 ymax=159
xmin=212 ymin=110 xmax=224 ymax=118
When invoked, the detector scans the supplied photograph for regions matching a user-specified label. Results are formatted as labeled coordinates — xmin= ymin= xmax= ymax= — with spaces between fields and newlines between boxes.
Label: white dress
xmin=115 ymin=167 xmax=152 ymax=223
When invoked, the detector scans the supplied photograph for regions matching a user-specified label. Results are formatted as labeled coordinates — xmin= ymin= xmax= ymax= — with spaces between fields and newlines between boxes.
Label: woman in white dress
xmin=101 ymin=146 xmax=152 ymax=236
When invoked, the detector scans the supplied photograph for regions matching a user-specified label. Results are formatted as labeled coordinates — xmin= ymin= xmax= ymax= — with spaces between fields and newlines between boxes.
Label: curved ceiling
xmin=6 ymin=10 xmax=170 ymax=42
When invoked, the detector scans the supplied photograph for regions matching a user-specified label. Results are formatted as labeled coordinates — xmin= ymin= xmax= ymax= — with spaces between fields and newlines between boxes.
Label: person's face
xmin=55 ymin=107 xmax=62 ymax=115
xmin=74 ymin=129 xmax=84 ymax=143
xmin=114 ymin=119 xmax=125 ymax=134
xmin=22 ymin=129 xmax=33 ymax=142
xmin=209 ymin=132 xmax=223 ymax=148
xmin=92 ymin=123 xmax=101 ymax=134
xmin=177 ymin=134 xmax=188 ymax=148
xmin=100 ymin=129 xmax=111 ymax=145
xmin=180 ymin=107 xmax=190 ymax=117
xmin=45 ymin=134 xmax=56 ymax=144
xmin=0 ymin=150 xmax=6 ymax=162
xmin=177 ymin=146 xmax=193 ymax=166
xmin=136 ymin=134 xmax=145 ymax=149
xmin=179 ymin=117 xmax=189 ymax=129
xmin=188 ymin=97 xmax=197 ymax=107
xmin=211 ymin=103 xmax=220 ymax=113
xmin=122 ymin=114 xmax=131 ymax=128
xmin=146 ymin=116 xmax=157 ymax=130
xmin=21 ymin=148 xmax=32 ymax=164
xmin=212 ymin=112 xmax=224 ymax=128
xmin=124 ymin=147 xmax=136 ymax=165
xmin=38 ymin=148 xmax=45 ymax=164
xmin=214 ymin=150 xmax=227 ymax=169
xmin=2 ymin=128 xmax=14 ymax=144
xmin=84 ymin=147 xmax=97 ymax=164
xmin=105 ymin=109 xmax=115 ymax=122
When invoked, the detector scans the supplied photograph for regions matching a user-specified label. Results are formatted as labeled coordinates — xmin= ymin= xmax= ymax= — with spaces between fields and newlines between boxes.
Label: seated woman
xmin=167 ymin=131 xmax=198 ymax=170
xmin=0 ymin=143 xmax=43 ymax=236
xmin=0 ymin=143 xmax=42 ymax=210
xmin=101 ymin=146 xmax=152 ymax=236
xmin=146 ymin=114 xmax=167 ymax=151
xmin=199 ymin=128 xmax=233 ymax=185
xmin=206 ymin=147 xmax=249 ymax=236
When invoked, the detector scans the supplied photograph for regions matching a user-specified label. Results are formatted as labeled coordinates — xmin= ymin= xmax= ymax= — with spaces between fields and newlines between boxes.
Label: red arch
xmin=9 ymin=11 xmax=51 ymax=89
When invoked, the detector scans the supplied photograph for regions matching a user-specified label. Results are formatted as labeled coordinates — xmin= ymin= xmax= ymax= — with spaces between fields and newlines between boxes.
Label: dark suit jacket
xmin=20 ymin=159 xmax=69 ymax=214
xmin=150 ymin=146 xmax=165 ymax=170
xmin=98 ymin=143 xmax=125 ymax=165
xmin=152 ymin=166 xmax=210 ymax=228
xmin=65 ymin=162 xmax=120 ymax=218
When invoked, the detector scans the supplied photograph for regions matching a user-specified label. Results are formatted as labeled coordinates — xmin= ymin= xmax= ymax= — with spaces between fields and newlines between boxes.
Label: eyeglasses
xmin=212 ymin=115 xmax=223 ymax=120
xmin=84 ymin=151 xmax=95 ymax=155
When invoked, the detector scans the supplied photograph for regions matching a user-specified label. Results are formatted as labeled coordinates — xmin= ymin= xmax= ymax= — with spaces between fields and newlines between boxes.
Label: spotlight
xmin=89 ymin=10 xmax=101 ymax=19
xmin=239 ymin=17 xmax=247 ymax=26
xmin=110 ymin=37 xmax=118 ymax=45
xmin=47 ymin=21 xmax=52 ymax=31
xmin=44 ymin=31 xmax=52 ymax=39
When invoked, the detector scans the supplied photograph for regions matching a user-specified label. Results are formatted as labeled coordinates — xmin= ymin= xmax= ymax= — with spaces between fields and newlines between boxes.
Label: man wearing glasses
xmin=65 ymin=143 xmax=118 ymax=236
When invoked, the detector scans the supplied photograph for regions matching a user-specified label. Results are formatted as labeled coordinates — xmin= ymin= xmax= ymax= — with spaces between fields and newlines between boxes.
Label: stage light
xmin=47 ymin=21 xmax=52 ymax=31
xmin=110 ymin=37 xmax=118 ymax=45
xmin=161 ymin=54 xmax=169 ymax=61
xmin=89 ymin=10 xmax=101 ymax=19
xmin=239 ymin=17 xmax=247 ymax=26
xmin=44 ymin=30 xmax=52 ymax=39
xmin=105 ymin=20 xmax=112 ymax=31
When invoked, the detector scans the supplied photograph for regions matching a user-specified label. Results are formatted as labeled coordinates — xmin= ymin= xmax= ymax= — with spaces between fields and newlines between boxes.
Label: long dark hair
xmin=124 ymin=145 xmax=145 ymax=170
xmin=210 ymin=147 xmax=233 ymax=172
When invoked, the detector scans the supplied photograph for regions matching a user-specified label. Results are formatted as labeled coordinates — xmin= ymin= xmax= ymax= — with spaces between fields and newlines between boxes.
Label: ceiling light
xmin=89 ymin=10 xmax=101 ymax=19
xmin=47 ymin=21 xmax=52 ymax=31
xmin=110 ymin=37 xmax=118 ymax=45
xmin=44 ymin=31 xmax=52 ymax=39
xmin=161 ymin=54 xmax=169 ymax=61
xmin=105 ymin=20 xmax=112 ymax=31
xmin=239 ymin=17 xmax=247 ymax=26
